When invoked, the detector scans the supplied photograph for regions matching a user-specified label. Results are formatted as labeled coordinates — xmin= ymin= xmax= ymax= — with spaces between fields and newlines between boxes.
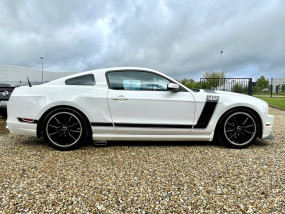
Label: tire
xmin=217 ymin=109 xmax=259 ymax=149
xmin=42 ymin=108 xmax=90 ymax=150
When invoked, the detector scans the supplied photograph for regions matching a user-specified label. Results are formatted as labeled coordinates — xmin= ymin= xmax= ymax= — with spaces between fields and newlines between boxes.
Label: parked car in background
xmin=6 ymin=67 xmax=274 ymax=150
xmin=0 ymin=83 xmax=15 ymax=110
xmin=261 ymin=88 xmax=269 ymax=92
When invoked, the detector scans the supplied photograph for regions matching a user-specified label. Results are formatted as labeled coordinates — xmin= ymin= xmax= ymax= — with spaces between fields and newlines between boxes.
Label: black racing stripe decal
xmin=17 ymin=118 xmax=39 ymax=124
xmin=91 ymin=122 xmax=113 ymax=127
xmin=115 ymin=123 xmax=193 ymax=129
xmin=194 ymin=100 xmax=218 ymax=129
xmin=91 ymin=123 xmax=193 ymax=129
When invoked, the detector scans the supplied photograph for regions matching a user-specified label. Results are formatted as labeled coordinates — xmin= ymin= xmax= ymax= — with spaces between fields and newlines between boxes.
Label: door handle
xmin=112 ymin=95 xmax=128 ymax=101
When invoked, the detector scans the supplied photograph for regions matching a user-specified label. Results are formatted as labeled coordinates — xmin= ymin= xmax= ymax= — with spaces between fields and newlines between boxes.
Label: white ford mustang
xmin=6 ymin=67 xmax=274 ymax=150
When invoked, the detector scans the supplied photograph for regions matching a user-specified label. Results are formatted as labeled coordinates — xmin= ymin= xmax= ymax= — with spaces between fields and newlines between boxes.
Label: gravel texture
xmin=0 ymin=108 xmax=284 ymax=213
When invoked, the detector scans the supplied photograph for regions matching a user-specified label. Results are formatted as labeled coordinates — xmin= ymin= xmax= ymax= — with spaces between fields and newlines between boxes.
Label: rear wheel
xmin=42 ymin=108 xmax=90 ymax=150
xmin=217 ymin=109 xmax=259 ymax=148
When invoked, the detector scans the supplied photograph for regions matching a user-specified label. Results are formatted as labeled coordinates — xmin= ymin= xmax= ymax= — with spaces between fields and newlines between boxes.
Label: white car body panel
xmin=107 ymin=89 xmax=195 ymax=135
xmin=6 ymin=67 xmax=274 ymax=143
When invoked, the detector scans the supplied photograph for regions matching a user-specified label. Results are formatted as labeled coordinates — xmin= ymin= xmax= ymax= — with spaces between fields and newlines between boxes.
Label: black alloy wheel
xmin=217 ymin=109 xmax=259 ymax=148
xmin=42 ymin=108 xmax=90 ymax=150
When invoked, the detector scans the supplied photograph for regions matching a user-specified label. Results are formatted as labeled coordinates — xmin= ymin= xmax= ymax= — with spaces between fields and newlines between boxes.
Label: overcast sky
xmin=0 ymin=0 xmax=284 ymax=80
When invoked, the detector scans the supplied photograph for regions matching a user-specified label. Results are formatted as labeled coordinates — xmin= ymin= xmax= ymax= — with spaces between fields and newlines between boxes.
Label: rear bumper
xmin=261 ymin=114 xmax=274 ymax=139
xmin=6 ymin=121 xmax=37 ymax=136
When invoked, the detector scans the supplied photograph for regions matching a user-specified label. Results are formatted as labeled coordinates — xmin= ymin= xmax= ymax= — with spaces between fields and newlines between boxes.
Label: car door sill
xmin=92 ymin=134 xmax=214 ymax=141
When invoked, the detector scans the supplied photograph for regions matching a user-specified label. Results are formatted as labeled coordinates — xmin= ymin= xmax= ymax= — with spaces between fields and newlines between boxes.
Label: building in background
xmin=272 ymin=77 xmax=285 ymax=93
xmin=0 ymin=65 xmax=77 ymax=85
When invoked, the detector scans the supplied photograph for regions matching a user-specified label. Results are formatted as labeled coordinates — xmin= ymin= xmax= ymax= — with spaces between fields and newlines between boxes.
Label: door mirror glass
xmin=167 ymin=83 xmax=180 ymax=91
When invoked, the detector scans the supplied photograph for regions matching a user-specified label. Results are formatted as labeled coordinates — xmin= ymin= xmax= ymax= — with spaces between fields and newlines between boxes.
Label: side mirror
xmin=167 ymin=83 xmax=180 ymax=91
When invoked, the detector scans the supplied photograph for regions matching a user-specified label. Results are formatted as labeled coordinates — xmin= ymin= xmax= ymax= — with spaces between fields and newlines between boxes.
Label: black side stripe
xmin=91 ymin=123 xmax=192 ymax=128
xmin=194 ymin=100 xmax=218 ymax=129
xmin=115 ymin=123 xmax=193 ymax=129
xmin=91 ymin=122 xmax=113 ymax=127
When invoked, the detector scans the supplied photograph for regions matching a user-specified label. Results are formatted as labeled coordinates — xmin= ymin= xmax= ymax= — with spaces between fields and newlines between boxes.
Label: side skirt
xmin=92 ymin=133 xmax=214 ymax=141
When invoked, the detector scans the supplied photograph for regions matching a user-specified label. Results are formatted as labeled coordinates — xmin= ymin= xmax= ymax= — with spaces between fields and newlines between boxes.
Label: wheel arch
xmin=214 ymin=106 xmax=263 ymax=139
xmin=36 ymin=105 xmax=92 ymax=138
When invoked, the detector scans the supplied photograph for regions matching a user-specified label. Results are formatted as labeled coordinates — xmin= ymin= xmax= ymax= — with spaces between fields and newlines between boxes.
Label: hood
xmin=197 ymin=89 xmax=268 ymax=106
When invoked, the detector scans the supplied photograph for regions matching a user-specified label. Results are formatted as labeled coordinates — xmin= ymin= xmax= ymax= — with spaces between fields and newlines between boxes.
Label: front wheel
xmin=217 ymin=109 xmax=259 ymax=148
xmin=42 ymin=108 xmax=90 ymax=150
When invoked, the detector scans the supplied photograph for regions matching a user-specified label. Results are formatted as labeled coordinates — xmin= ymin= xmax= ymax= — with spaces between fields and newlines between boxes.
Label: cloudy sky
xmin=0 ymin=0 xmax=284 ymax=80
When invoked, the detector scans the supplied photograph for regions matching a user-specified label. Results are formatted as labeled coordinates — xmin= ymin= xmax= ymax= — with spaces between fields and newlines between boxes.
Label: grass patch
xmin=256 ymin=96 xmax=285 ymax=109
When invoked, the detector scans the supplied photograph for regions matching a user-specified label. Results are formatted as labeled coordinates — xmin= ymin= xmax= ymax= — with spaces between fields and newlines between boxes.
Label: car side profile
xmin=6 ymin=67 xmax=274 ymax=150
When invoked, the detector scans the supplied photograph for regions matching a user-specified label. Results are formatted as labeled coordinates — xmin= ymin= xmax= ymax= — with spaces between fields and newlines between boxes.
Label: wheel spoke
xmin=229 ymin=133 xmax=237 ymax=140
xmin=68 ymin=133 xmax=77 ymax=141
xmin=49 ymin=124 xmax=60 ymax=129
xmin=54 ymin=117 xmax=61 ymax=125
xmin=244 ymin=124 xmax=254 ymax=128
xmin=232 ymin=115 xmax=237 ymax=123
xmin=49 ymin=130 xmax=62 ymax=136
xmin=243 ymin=116 xmax=249 ymax=125
xmin=244 ymin=130 xmax=253 ymax=135
xmin=226 ymin=129 xmax=235 ymax=133
xmin=70 ymin=129 xmax=80 ymax=133
xmin=68 ymin=115 xmax=73 ymax=123
xmin=227 ymin=122 xmax=235 ymax=127
xmin=69 ymin=123 xmax=79 ymax=128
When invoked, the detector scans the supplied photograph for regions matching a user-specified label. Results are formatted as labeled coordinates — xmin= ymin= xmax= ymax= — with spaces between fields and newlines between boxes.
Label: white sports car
xmin=6 ymin=67 xmax=274 ymax=150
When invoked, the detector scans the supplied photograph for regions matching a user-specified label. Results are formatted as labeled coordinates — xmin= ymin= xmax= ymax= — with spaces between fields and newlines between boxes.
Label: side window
xmin=65 ymin=74 xmax=95 ymax=85
xmin=107 ymin=71 xmax=169 ymax=91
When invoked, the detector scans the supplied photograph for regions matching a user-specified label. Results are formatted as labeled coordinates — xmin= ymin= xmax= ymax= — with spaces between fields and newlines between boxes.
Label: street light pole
xmin=40 ymin=57 xmax=44 ymax=82
xmin=219 ymin=51 xmax=223 ymax=72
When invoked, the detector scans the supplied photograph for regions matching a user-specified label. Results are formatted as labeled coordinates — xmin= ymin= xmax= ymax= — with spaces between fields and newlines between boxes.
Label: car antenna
xmin=27 ymin=77 xmax=32 ymax=87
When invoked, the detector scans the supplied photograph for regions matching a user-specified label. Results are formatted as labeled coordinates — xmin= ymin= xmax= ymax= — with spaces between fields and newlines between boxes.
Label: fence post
xmin=248 ymin=78 xmax=252 ymax=96
xmin=271 ymin=78 xmax=273 ymax=98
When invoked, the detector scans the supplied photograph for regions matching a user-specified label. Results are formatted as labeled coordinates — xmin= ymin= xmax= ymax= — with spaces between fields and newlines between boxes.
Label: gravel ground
xmin=0 ymin=108 xmax=284 ymax=213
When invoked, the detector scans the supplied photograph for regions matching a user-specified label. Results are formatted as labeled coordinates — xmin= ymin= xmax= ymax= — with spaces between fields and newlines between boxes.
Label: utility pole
xmin=40 ymin=57 xmax=44 ymax=82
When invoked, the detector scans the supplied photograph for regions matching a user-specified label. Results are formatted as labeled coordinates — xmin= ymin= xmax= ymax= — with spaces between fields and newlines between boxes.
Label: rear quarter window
xmin=65 ymin=74 xmax=95 ymax=85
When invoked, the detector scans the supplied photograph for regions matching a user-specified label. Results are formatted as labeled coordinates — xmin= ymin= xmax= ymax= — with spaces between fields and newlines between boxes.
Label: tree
xmin=203 ymin=70 xmax=225 ymax=79
xmin=179 ymin=78 xmax=200 ymax=89
xmin=233 ymin=83 xmax=243 ymax=93
xmin=202 ymin=70 xmax=225 ymax=89
xmin=256 ymin=75 xmax=269 ymax=89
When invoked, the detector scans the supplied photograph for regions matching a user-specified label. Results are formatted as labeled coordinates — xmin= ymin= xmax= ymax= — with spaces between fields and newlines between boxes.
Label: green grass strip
xmin=256 ymin=96 xmax=285 ymax=109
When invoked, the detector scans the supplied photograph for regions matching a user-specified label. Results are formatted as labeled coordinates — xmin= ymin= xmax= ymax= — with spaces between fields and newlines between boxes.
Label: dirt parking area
xmin=0 ymin=108 xmax=284 ymax=213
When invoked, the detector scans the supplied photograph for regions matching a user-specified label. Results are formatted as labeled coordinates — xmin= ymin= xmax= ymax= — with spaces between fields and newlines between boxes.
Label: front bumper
xmin=261 ymin=114 xmax=274 ymax=139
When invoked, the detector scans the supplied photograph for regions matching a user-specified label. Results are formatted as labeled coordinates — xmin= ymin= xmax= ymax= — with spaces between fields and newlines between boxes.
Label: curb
xmin=269 ymin=105 xmax=285 ymax=111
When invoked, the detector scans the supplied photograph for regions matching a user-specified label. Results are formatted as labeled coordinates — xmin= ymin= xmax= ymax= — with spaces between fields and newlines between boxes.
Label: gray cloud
xmin=0 ymin=0 xmax=284 ymax=80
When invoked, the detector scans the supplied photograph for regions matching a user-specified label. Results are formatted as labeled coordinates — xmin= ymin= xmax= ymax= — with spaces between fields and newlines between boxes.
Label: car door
xmin=106 ymin=70 xmax=196 ymax=135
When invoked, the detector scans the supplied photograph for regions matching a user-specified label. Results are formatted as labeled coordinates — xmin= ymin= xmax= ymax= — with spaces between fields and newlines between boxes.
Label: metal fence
xmin=200 ymin=78 xmax=253 ymax=95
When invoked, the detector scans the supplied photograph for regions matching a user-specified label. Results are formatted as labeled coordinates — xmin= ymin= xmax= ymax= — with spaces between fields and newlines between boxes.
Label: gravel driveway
xmin=0 ymin=108 xmax=284 ymax=213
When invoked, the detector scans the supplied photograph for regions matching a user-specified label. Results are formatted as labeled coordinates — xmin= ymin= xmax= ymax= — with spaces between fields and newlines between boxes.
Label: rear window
xmin=65 ymin=74 xmax=95 ymax=85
